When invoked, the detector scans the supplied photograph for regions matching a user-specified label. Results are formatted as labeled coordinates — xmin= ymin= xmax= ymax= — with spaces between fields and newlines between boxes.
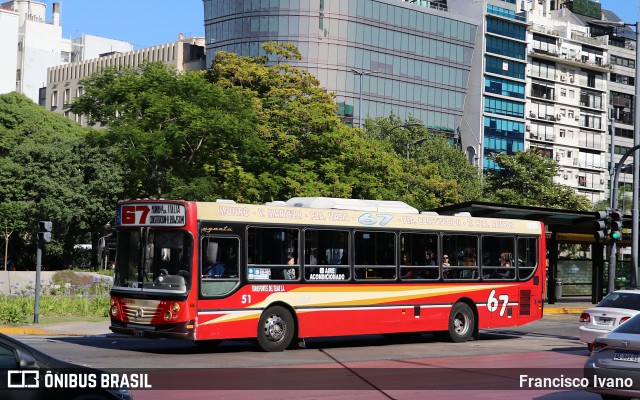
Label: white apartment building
xmin=0 ymin=0 xmax=132 ymax=103
xmin=44 ymin=35 xmax=206 ymax=125
xmin=523 ymin=1 xmax=610 ymax=204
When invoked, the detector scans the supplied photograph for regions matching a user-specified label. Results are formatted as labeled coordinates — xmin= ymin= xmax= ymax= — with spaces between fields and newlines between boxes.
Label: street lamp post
xmin=407 ymin=137 xmax=431 ymax=160
xmin=592 ymin=19 xmax=639 ymax=287
xmin=350 ymin=69 xmax=371 ymax=128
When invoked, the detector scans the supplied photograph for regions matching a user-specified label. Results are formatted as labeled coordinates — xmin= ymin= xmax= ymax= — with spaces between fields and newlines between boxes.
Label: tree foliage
xmin=483 ymin=149 xmax=591 ymax=210
xmin=364 ymin=115 xmax=482 ymax=206
xmin=72 ymin=62 xmax=259 ymax=200
xmin=0 ymin=92 xmax=124 ymax=268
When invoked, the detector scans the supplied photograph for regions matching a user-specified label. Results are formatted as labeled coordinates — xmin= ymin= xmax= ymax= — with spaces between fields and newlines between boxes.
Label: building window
xmin=51 ymin=91 xmax=58 ymax=108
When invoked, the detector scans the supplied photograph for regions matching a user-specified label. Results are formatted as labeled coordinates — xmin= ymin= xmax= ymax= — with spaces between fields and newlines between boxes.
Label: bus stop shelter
xmin=433 ymin=202 xmax=625 ymax=305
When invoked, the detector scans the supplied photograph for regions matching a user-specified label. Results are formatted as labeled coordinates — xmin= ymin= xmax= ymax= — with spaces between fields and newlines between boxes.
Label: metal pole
xmin=34 ymin=240 xmax=42 ymax=324
xmin=609 ymin=109 xmax=617 ymax=293
xmin=632 ymin=23 xmax=640 ymax=288
xmin=358 ymin=73 xmax=363 ymax=129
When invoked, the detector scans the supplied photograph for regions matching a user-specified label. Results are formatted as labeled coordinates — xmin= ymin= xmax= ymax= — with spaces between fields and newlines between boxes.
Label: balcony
xmin=530 ymin=91 xmax=556 ymax=101
xmin=578 ymin=139 xmax=603 ymax=151
xmin=529 ymin=132 xmax=555 ymax=142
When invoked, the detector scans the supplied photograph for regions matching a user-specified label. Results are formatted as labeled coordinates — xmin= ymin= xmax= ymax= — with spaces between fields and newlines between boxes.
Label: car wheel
xmin=257 ymin=305 xmax=295 ymax=352
xmin=447 ymin=302 xmax=475 ymax=343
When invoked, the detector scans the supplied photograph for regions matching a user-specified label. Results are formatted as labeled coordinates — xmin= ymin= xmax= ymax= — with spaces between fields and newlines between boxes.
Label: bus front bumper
xmin=110 ymin=319 xmax=195 ymax=339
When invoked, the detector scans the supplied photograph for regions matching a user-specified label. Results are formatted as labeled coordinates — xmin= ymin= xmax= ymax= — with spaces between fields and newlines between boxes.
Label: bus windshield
xmin=113 ymin=229 xmax=193 ymax=293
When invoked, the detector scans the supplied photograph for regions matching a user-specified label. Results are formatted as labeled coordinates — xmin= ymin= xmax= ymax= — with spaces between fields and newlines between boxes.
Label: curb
xmin=0 ymin=326 xmax=53 ymax=335
xmin=545 ymin=308 xmax=584 ymax=315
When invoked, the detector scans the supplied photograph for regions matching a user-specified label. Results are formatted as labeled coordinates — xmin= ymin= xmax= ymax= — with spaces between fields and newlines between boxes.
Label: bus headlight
xmin=171 ymin=303 xmax=181 ymax=313
xmin=110 ymin=297 xmax=116 ymax=306
xmin=111 ymin=306 xmax=119 ymax=317
xmin=164 ymin=311 xmax=172 ymax=321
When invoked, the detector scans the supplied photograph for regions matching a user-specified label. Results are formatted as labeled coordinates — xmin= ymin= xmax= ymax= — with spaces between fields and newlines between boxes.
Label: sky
xmin=55 ymin=0 xmax=204 ymax=49
xmin=599 ymin=0 xmax=639 ymax=23
xmin=40 ymin=0 xmax=637 ymax=50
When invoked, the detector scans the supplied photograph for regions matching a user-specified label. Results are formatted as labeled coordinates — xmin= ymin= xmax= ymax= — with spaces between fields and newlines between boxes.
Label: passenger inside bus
xmin=204 ymin=261 xmax=225 ymax=278
xmin=463 ymin=247 xmax=476 ymax=266
xmin=400 ymin=252 xmax=415 ymax=279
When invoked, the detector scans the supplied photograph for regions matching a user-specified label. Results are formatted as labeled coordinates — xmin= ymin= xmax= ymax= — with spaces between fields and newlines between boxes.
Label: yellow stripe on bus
xmin=200 ymin=284 xmax=514 ymax=325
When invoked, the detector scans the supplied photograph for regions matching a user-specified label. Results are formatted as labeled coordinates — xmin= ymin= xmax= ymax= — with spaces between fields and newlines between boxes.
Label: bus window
xmin=481 ymin=236 xmax=515 ymax=280
xmin=248 ymin=227 xmax=300 ymax=281
xmin=354 ymin=231 xmax=396 ymax=280
xmin=442 ymin=234 xmax=478 ymax=280
xmin=200 ymin=236 xmax=240 ymax=296
xmin=400 ymin=232 xmax=439 ymax=280
xmin=518 ymin=237 xmax=537 ymax=280
xmin=304 ymin=229 xmax=350 ymax=281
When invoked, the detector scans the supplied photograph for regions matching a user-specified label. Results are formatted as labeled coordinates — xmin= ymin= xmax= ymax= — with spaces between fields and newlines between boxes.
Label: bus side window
xmin=247 ymin=227 xmax=300 ymax=281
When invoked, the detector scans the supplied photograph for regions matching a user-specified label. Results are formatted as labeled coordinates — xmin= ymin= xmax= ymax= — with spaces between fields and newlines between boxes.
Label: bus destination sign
xmin=117 ymin=203 xmax=186 ymax=227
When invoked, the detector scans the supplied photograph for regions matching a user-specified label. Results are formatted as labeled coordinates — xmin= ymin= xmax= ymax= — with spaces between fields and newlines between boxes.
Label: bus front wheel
xmin=257 ymin=305 xmax=295 ymax=352
xmin=447 ymin=302 xmax=474 ymax=343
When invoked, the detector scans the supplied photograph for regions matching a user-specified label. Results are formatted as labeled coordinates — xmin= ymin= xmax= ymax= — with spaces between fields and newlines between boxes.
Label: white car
xmin=579 ymin=289 xmax=640 ymax=351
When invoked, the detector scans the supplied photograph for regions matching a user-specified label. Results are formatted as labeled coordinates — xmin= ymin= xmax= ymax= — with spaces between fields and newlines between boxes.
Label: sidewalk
xmin=544 ymin=296 xmax=594 ymax=315
xmin=0 ymin=320 xmax=111 ymax=336
xmin=0 ymin=297 xmax=594 ymax=337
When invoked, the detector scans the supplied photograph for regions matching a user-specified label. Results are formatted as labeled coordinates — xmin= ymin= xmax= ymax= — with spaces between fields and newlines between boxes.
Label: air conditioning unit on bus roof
xmin=286 ymin=197 xmax=419 ymax=214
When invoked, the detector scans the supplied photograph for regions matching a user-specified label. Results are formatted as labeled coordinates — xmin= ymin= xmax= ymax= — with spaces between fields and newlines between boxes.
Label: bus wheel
xmin=257 ymin=306 xmax=295 ymax=352
xmin=447 ymin=302 xmax=474 ymax=343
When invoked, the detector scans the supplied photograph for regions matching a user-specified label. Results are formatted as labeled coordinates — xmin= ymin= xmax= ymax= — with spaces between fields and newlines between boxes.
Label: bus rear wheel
xmin=447 ymin=302 xmax=474 ymax=343
xmin=257 ymin=305 xmax=295 ymax=352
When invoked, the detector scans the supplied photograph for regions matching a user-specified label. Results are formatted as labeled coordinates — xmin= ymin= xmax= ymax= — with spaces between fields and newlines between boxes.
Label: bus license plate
xmin=614 ymin=351 xmax=639 ymax=362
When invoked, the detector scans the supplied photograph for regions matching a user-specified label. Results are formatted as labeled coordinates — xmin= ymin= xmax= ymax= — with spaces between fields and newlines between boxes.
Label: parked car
xmin=585 ymin=313 xmax=640 ymax=399
xmin=0 ymin=333 xmax=132 ymax=400
xmin=579 ymin=289 xmax=640 ymax=351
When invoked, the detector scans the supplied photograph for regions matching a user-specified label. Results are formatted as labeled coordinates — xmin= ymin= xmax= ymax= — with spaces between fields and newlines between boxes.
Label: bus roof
xmin=190 ymin=197 xmax=543 ymax=235
xmin=285 ymin=197 xmax=419 ymax=214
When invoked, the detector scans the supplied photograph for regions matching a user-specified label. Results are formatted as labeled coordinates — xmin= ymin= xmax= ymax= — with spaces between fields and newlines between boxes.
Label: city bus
xmin=109 ymin=197 xmax=546 ymax=351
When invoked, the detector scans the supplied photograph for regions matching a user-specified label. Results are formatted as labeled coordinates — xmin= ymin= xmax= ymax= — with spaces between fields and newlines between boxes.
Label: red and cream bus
xmin=109 ymin=197 xmax=546 ymax=351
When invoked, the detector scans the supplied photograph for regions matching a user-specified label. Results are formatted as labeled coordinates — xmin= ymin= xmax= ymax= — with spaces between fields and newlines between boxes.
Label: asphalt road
xmin=8 ymin=313 xmax=609 ymax=400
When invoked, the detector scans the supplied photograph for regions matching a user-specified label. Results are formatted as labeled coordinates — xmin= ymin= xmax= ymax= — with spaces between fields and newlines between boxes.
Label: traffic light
xmin=594 ymin=210 xmax=609 ymax=241
xmin=38 ymin=221 xmax=52 ymax=243
xmin=610 ymin=209 xmax=623 ymax=241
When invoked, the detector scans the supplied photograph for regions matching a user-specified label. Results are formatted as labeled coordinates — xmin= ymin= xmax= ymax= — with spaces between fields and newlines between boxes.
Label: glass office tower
xmin=448 ymin=0 xmax=528 ymax=170
xmin=203 ymin=0 xmax=478 ymax=138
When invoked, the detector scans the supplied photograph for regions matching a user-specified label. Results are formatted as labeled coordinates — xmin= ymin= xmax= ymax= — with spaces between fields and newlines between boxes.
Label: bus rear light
xmin=580 ymin=313 xmax=590 ymax=323
xmin=620 ymin=316 xmax=631 ymax=324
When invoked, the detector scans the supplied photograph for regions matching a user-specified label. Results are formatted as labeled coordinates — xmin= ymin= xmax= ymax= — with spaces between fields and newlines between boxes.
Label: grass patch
xmin=0 ymin=270 xmax=112 ymax=324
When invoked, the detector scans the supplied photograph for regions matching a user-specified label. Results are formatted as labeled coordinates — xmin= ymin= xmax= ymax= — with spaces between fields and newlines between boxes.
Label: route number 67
xmin=487 ymin=289 xmax=509 ymax=317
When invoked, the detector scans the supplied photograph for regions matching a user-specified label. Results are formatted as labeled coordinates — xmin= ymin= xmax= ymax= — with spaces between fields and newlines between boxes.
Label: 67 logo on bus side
xmin=487 ymin=289 xmax=510 ymax=317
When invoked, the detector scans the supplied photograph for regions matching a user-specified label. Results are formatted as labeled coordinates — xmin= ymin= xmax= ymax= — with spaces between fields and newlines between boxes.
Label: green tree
xmin=364 ymin=115 xmax=482 ymax=206
xmin=484 ymin=149 xmax=591 ymax=210
xmin=208 ymin=43 xmax=447 ymax=209
xmin=71 ymin=44 xmax=459 ymax=211
xmin=0 ymin=93 xmax=124 ymax=268
xmin=72 ymin=62 xmax=259 ymax=201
